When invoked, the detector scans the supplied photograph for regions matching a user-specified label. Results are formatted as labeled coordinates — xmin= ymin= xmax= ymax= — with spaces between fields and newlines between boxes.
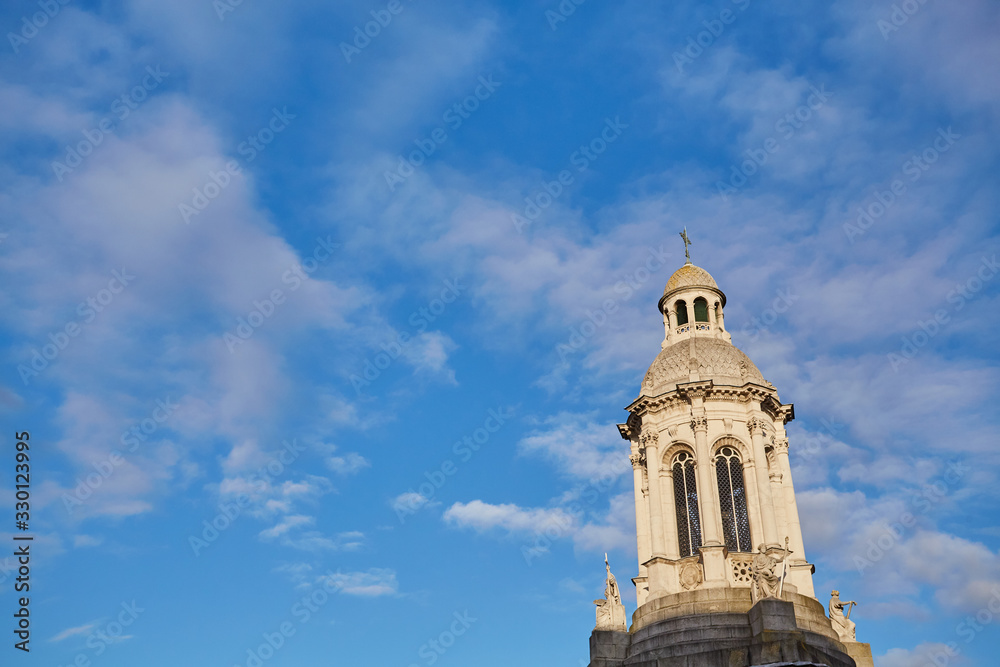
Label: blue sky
xmin=0 ymin=1 xmax=998 ymax=665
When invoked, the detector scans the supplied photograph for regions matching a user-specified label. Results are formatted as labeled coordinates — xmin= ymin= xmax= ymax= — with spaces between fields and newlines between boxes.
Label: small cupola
xmin=657 ymin=232 xmax=729 ymax=347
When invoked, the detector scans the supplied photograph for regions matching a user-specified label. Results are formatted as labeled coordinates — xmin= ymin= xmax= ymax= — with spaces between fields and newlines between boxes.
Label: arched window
xmin=694 ymin=297 xmax=709 ymax=322
xmin=672 ymin=451 xmax=702 ymax=557
xmin=675 ymin=301 xmax=689 ymax=325
xmin=714 ymin=446 xmax=752 ymax=552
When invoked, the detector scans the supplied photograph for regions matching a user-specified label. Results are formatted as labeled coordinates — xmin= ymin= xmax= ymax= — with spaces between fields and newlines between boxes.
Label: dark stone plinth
xmin=589 ymin=629 xmax=629 ymax=667
xmin=589 ymin=594 xmax=860 ymax=667
xmin=748 ymin=599 xmax=798 ymax=634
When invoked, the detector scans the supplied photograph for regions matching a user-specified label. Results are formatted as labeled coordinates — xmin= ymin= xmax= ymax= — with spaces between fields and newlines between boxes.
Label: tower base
xmin=588 ymin=590 xmax=874 ymax=667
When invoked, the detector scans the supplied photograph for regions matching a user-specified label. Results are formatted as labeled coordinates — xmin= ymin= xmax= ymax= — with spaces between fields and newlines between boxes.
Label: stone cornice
xmin=625 ymin=381 xmax=793 ymax=423
xmin=761 ymin=394 xmax=795 ymax=423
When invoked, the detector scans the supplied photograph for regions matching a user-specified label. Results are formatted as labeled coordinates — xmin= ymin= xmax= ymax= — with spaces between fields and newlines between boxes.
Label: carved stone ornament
xmin=629 ymin=450 xmax=647 ymax=469
xmin=747 ymin=416 xmax=768 ymax=436
xmin=829 ymin=590 xmax=858 ymax=642
xmin=749 ymin=542 xmax=790 ymax=604
xmin=772 ymin=437 xmax=790 ymax=454
xmin=689 ymin=415 xmax=708 ymax=433
xmin=640 ymin=430 xmax=659 ymax=448
xmin=594 ymin=555 xmax=628 ymax=632
xmin=679 ymin=561 xmax=704 ymax=590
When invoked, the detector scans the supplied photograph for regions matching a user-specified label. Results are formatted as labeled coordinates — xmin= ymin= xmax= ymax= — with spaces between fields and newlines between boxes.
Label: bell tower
xmin=588 ymin=237 xmax=875 ymax=667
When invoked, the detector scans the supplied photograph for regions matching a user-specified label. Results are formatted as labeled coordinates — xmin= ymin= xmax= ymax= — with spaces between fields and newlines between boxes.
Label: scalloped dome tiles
xmin=662 ymin=262 xmax=720 ymax=296
xmin=642 ymin=337 xmax=766 ymax=394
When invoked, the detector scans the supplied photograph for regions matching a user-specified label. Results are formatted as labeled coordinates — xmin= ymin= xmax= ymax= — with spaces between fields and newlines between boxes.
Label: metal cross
xmin=679 ymin=227 xmax=692 ymax=262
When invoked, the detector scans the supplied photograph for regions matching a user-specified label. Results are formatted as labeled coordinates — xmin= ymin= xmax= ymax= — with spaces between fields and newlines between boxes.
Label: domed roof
xmin=663 ymin=262 xmax=720 ymax=296
xmin=642 ymin=337 xmax=766 ymax=395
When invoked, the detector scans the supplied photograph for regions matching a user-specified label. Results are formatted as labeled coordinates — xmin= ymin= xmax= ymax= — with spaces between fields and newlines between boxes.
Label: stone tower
xmin=588 ymin=255 xmax=875 ymax=667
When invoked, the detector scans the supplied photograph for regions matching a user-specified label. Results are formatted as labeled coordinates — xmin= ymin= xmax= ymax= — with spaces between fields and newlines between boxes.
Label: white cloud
xmin=392 ymin=491 xmax=438 ymax=515
xmin=259 ymin=515 xmax=314 ymax=540
xmin=320 ymin=569 xmax=399 ymax=597
xmin=73 ymin=535 xmax=103 ymax=548
xmin=571 ymin=492 xmax=637 ymax=554
xmin=326 ymin=452 xmax=370 ymax=476
xmin=403 ymin=330 xmax=459 ymax=381
xmin=878 ymin=643 xmax=969 ymax=667
xmin=276 ymin=530 xmax=366 ymax=553
xmin=49 ymin=622 xmax=97 ymax=643
xmin=798 ymin=485 xmax=1000 ymax=613
xmin=443 ymin=500 xmax=574 ymax=536
xmin=517 ymin=412 xmax=630 ymax=480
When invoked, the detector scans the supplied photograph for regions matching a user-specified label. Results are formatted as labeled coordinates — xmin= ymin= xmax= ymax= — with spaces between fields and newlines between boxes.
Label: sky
xmin=0 ymin=0 xmax=998 ymax=666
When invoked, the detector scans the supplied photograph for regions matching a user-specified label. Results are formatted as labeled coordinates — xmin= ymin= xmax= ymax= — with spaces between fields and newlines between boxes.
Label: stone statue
xmin=749 ymin=539 xmax=791 ymax=603
xmin=594 ymin=554 xmax=627 ymax=631
xmin=829 ymin=590 xmax=857 ymax=642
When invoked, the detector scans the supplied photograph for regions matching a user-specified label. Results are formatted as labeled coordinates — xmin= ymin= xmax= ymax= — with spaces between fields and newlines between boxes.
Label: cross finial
xmin=679 ymin=227 xmax=692 ymax=263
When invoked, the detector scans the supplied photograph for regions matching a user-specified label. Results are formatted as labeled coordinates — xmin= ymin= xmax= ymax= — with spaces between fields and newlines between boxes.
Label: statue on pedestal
xmin=750 ymin=539 xmax=791 ymax=604
xmin=829 ymin=590 xmax=858 ymax=642
xmin=594 ymin=554 xmax=627 ymax=632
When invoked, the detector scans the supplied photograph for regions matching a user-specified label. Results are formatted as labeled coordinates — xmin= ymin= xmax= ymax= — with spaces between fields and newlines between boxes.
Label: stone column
xmin=630 ymin=448 xmax=651 ymax=571
xmin=660 ymin=467 xmax=680 ymax=560
xmin=691 ymin=416 xmax=721 ymax=546
xmin=685 ymin=302 xmax=695 ymax=327
xmin=748 ymin=416 xmax=780 ymax=549
xmin=773 ymin=438 xmax=807 ymax=563
xmin=691 ymin=413 xmax=727 ymax=586
xmin=662 ymin=310 xmax=671 ymax=347
xmin=770 ymin=459 xmax=789 ymax=552
xmin=716 ymin=304 xmax=726 ymax=332
xmin=742 ymin=459 xmax=764 ymax=549
xmin=641 ymin=430 xmax=669 ymax=596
